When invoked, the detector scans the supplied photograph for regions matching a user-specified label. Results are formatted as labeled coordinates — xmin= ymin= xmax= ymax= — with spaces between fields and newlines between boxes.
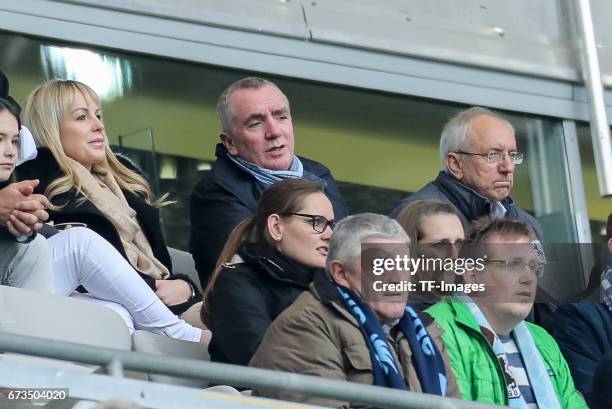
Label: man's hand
xmin=155 ymin=279 xmax=193 ymax=306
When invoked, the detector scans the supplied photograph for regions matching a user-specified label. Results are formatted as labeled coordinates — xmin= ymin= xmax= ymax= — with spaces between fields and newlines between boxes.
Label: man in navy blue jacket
xmin=190 ymin=77 xmax=348 ymax=287
xmin=389 ymin=106 xmax=543 ymax=241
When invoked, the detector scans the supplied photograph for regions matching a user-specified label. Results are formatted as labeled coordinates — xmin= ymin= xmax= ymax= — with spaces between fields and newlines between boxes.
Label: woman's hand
xmin=155 ymin=279 xmax=193 ymax=306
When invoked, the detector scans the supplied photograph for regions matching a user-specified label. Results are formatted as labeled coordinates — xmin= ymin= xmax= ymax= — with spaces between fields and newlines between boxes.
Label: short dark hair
xmin=459 ymin=217 xmax=534 ymax=260
xmin=0 ymin=97 xmax=21 ymax=130
xmin=466 ymin=217 xmax=535 ymax=244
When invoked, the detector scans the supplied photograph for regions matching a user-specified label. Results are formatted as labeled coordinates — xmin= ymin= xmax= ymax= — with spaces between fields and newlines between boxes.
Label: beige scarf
xmin=70 ymin=158 xmax=169 ymax=280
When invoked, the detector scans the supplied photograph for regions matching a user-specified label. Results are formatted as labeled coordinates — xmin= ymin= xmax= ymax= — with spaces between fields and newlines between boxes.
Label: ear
xmin=220 ymin=132 xmax=238 ymax=156
xmin=607 ymin=236 xmax=612 ymax=255
xmin=329 ymin=260 xmax=351 ymax=288
xmin=446 ymin=152 xmax=464 ymax=180
xmin=266 ymin=214 xmax=283 ymax=242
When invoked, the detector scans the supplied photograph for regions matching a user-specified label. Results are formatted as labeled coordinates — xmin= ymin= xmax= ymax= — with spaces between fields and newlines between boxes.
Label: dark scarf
xmin=336 ymin=285 xmax=448 ymax=396
xmin=239 ymin=241 xmax=317 ymax=288
xmin=432 ymin=171 xmax=519 ymax=221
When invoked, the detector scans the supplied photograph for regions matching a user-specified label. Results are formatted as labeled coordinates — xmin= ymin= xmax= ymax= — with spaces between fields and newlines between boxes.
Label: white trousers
xmin=48 ymin=227 xmax=201 ymax=342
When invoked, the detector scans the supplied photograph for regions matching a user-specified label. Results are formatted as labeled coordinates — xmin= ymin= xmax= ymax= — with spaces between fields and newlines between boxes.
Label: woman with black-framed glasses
xmin=201 ymin=178 xmax=335 ymax=366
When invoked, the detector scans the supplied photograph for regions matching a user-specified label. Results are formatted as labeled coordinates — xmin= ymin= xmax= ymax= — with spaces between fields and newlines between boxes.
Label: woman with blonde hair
xmin=202 ymin=178 xmax=334 ymax=365
xmin=0 ymin=92 xmax=203 ymax=342
xmin=18 ymin=79 xmax=203 ymax=324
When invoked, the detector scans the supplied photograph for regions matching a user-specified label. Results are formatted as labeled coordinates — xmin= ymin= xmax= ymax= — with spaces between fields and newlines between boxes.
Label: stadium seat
xmin=168 ymin=247 xmax=202 ymax=293
xmin=131 ymin=329 xmax=210 ymax=387
xmin=0 ymin=285 xmax=132 ymax=371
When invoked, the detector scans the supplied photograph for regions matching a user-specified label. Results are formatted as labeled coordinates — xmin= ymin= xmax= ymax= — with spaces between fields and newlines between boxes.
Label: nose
xmin=518 ymin=267 xmax=536 ymax=285
xmin=498 ymin=152 xmax=515 ymax=173
xmin=93 ymin=116 xmax=105 ymax=132
xmin=450 ymin=243 xmax=460 ymax=259
xmin=264 ymin=116 xmax=282 ymax=139
xmin=320 ymin=224 xmax=333 ymax=240
xmin=2 ymin=141 xmax=16 ymax=158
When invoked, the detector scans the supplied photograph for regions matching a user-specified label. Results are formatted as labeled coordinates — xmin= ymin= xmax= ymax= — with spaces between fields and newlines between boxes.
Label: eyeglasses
xmin=429 ymin=240 xmax=464 ymax=250
xmin=289 ymin=213 xmax=335 ymax=233
xmin=485 ymin=259 xmax=545 ymax=278
xmin=421 ymin=240 xmax=464 ymax=254
xmin=455 ymin=150 xmax=524 ymax=165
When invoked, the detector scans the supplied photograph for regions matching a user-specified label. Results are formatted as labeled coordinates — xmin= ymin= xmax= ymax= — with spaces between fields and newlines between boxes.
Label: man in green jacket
xmin=427 ymin=217 xmax=586 ymax=408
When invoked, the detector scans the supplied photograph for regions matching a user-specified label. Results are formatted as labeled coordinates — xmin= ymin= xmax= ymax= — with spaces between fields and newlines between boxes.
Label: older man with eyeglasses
xmin=390 ymin=107 xmax=543 ymax=242
xmin=426 ymin=218 xmax=586 ymax=408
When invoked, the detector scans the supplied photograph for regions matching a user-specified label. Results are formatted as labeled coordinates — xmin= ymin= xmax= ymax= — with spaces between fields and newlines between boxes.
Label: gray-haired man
xmin=190 ymin=77 xmax=348 ymax=287
xmin=390 ymin=107 xmax=543 ymax=241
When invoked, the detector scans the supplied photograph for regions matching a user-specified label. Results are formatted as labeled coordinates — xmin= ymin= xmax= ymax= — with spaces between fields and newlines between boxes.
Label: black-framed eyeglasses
xmin=289 ymin=213 xmax=335 ymax=233
xmin=455 ymin=150 xmax=524 ymax=165
xmin=485 ymin=259 xmax=545 ymax=278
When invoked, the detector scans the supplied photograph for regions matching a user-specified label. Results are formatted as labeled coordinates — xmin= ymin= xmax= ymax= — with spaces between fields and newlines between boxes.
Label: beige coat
xmin=249 ymin=272 xmax=459 ymax=407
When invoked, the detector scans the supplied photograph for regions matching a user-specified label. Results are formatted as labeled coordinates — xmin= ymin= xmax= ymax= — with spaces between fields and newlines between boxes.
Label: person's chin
xmin=374 ymin=303 xmax=407 ymax=323
xmin=89 ymin=152 xmax=107 ymax=164
xmin=502 ymin=303 xmax=532 ymax=322
xmin=492 ymin=186 xmax=512 ymax=200
xmin=263 ymin=153 xmax=293 ymax=170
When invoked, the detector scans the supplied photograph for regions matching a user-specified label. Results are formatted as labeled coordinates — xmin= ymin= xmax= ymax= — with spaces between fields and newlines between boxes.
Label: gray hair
xmin=327 ymin=213 xmax=410 ymax=272
xmin=216 ymin=77 xmax=286 ymax=134
xmin=439 ymin=107 xmax=515 ymax=172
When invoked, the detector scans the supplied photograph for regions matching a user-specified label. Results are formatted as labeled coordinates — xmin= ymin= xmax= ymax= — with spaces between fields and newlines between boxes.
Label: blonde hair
xmin=22 ymin=79 xmax=166 ymax=209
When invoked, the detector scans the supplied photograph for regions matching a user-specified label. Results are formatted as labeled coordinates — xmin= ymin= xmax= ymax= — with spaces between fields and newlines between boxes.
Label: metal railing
xmin=0 ymin=332 xmax=502 ymax=409
xmin=573 ymin=0 xmax=612 ymax=197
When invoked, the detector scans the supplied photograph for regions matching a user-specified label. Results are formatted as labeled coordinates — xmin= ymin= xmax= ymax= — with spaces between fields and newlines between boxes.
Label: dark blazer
xmin=190 ymin=143 xmax=348 ymax=287
xmin=208 ymin=241 xmax=318 ymax=366
xmin=591 ymin=354 xmax=612 ymax=409
xmin=16 ymin=148 xmax=200 ymax=315
xmin=553 ymin=303 xmax=612 ymax=402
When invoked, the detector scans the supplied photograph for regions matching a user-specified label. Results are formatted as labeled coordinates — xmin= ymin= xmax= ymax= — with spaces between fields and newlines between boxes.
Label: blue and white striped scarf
xmin=227 ymin=153 xmax=324 ymax=188
xmin=336 ymin=286 xmax=447 ymax=396
xmin=459 ymin=295 xmax=561 ymax=409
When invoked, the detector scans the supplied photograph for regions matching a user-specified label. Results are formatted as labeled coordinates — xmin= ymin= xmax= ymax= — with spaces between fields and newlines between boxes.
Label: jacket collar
xmin=211 ymin=143 xmax=331 ymax=190
xmin=211 ymin=144 xmax=263 ymax=210
xmin=432 ymin=171 xmax=518 ymax=222
xmin=443 ymin=295 xmax=497 ymax=342
xmin=238 ymin=241 xmax=318 ymax=288
xmin=311 ymin=270 xmax=360 ymax=326
xmin=311 ymin=270 xmax=442 ymax=338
